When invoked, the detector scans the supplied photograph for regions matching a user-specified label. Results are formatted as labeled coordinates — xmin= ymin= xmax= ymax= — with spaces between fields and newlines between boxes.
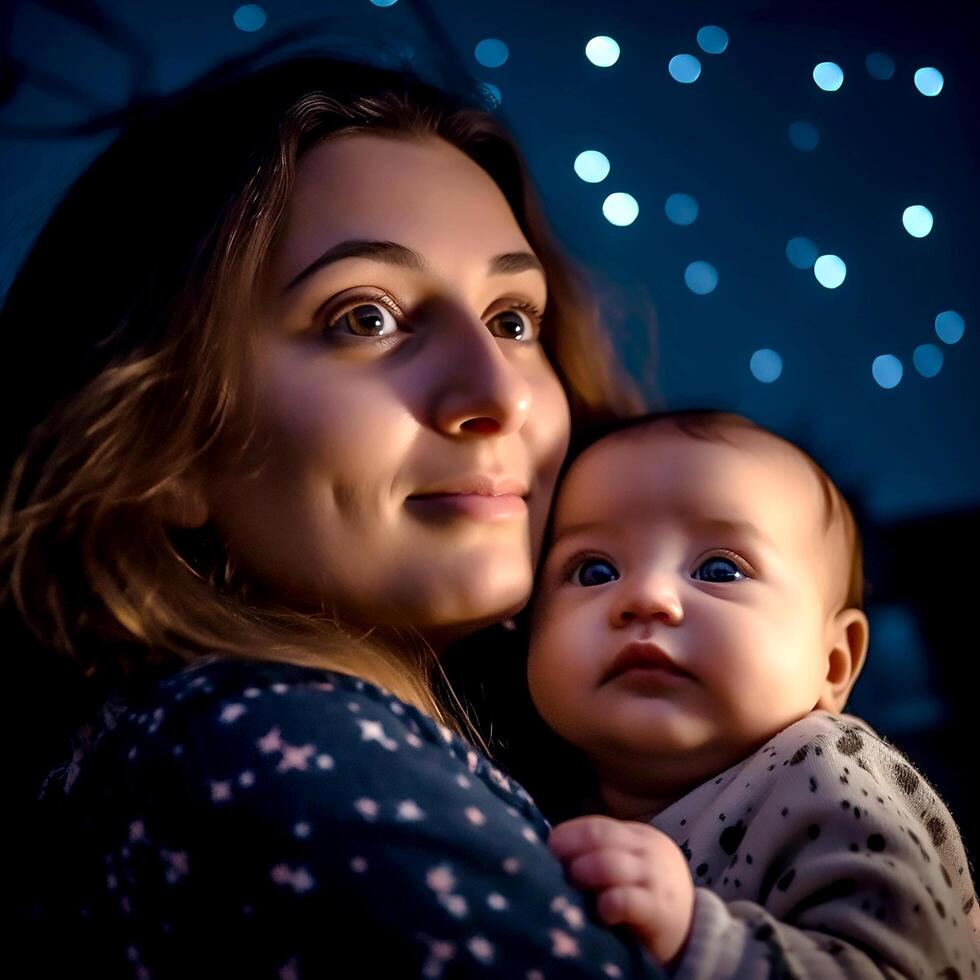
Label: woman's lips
xmin=405 ymin=493 xmax=528 ymax=521
xmin=407 ymin=474 xmax=529 ymax=521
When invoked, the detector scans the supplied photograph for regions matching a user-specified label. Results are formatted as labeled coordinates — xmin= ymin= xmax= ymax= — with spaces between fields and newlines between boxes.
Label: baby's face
xmin=528 ymin=427 xmax=846 ymax=796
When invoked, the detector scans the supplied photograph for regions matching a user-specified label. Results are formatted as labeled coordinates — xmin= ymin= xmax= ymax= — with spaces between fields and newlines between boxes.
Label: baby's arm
xmin=592 ymin=714 xmax=980 ymax=979
xmin=549 ymin=816 xmax=696 ymax=966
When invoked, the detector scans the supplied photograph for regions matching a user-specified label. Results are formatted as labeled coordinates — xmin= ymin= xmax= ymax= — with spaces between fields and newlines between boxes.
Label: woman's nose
xmin=429 ymin=306 xmax=533 ymax=437
xmin=609 ymin=575 xmax=684 ymax=627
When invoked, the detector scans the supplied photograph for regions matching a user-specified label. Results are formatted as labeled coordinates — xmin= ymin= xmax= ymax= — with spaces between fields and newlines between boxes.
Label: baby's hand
xmin=548 ymin=815 xmax=695 ymax=966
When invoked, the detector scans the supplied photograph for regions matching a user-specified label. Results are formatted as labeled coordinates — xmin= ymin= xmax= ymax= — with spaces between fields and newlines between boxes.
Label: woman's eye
xmin=572 ymin=558 xmax=620 ymax=587
xmin=486 ymin=305 xmax=540 ymax=342
xmin=326 ymin=300 xmax=400 ymax=338
xmin=691 ymin=556 xmax=747 ymax=583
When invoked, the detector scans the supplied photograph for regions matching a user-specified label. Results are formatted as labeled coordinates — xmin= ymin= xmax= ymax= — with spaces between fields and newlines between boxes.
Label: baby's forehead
xmin=557 ymin=423 xmax=831 ymax=540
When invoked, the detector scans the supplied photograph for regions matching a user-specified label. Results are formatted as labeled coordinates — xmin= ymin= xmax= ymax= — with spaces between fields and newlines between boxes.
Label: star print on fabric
xmin=219 ymin=703 xmax=247 ymax=724
xmin=603 ymin=964 xmax=624 ymax=977
xmin=464 ymin=806 xmax=487 ymax=826
xmin=550 ymin=928 xmax=581 ymax=958
xmin=456 ymin=774 xmax=471 ymax=789
xmin=405 ymin=732 xmax=423 ymax=748
xmin=315 ymin=753 xmax=334 ymax=769
xmin=350 ymin=856 xmax=368 ymax=873
xmin=420 ymin=937 xmax=456 ymax=979
xmin=161 ymin=849 xmax=189 ymax=882
xmin=397 ymin=800 xmax=426 ymax=821
xmin=257 ymin=727 xmax=284 ymax=754
xmin=278 ymin=957 xmax=299 ymax=980
xmin=238 ymin=770 xmax=256 ymax=787
xmin=210 ymin=780 xmax=232 ymax=803
xmin=487 ymin=767 xmax=511 ymax=791
xmin=354 ymin=798 xmax=379 ymax=820
xmin=487 ymin=893 xmax=508 ymax=910
xmin=277 ymin=743 xmax=315 ymax=773
xmin=560 ymin=905 xmax=585 ymax=930
xmin=438 ymin=893 xmax=469 ymax=918
xmin=502 ymin=857 xmax=521 ymax=874
xmin=467 ymin=936 xmax=494 ymax=963
xmin=357 ymin=718 xmax=399 ymax=751
xmin=129 ymin=820 xmax=145 ymax=842
xmin=270 ymin=863 xmax=316 ymax=893
xmin=521 ymin=826 xmax=539 ymax=844
xmin=426 ymin=864 xmax=456 ymax=894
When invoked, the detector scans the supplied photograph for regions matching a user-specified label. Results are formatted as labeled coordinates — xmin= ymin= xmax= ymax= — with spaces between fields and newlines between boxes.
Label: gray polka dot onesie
xmin=649 ymin=710 xmax=978 ymax=978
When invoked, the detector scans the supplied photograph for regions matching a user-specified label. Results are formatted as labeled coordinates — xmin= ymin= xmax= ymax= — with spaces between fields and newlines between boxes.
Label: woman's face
xmin=204 ymin=134 xmax=571 ymax=648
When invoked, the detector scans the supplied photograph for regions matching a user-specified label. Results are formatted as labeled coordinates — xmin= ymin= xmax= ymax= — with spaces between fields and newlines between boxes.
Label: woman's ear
xmin=155 ymin=477 xmax=209 ymax=529
xmin=816 ymin=607 xmax=870 ymax=714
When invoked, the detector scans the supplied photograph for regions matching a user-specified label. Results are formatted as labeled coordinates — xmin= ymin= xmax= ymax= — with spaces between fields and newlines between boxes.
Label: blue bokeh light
xmin=369 ymin=0 xmax=398 ymax=5
xmin=664 ymin=193 xmax=699 ymax=225
xmin=914 ymin=67 xmax=944 ymax=96
xmin=786 ymin=237 xmax=819 ymax=270
xmin=935 ymin=310 xmax=965 ymax=345
xmin=788 ymin=121 xmax=820 ymax=151
xmin=813 ymin=254 xmax=847 ymax=288
xmin=233 ymin=4 xmax=266 ymax=31
xmin=669 ymin=54 xmax=702 ymax=84
xmin=913 ymin=344 xmax=944 ymax=378
xmin=866 ymin=52 xmax=895 ymax=80
xmin=602 ymin=192 xmax=639 ymax=226
xmin=697 ymin=26 xmax=729 ymax=55
xmin=872 ymin=354 xmax=903 ymax=389
xmin=750 ymin=349 xmax=783 ymax=383
xmin=813 ymin=62 xmax=844 ymax=91
xmin=902 ymin=205 xmax=933 ymax=238
xmin=574 ymin=150 xmax=610 ymax=183
xmin=475 ymin=39 xmax=509 ymax=68
xmin=684 ymin=261 xmax=718 ymax=295
xmin=586 ymin=36 xmax=620 ymax=68
xmin=479 ymin=83 xmax=502 ymax=109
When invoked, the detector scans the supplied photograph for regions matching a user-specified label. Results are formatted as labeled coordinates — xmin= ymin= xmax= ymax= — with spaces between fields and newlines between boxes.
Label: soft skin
xmin=169 ymin=135 xmax=571 ymax=650
xmin=549 ymin=815 xmax=695 ymax=968
xmin=529 ymin=427 xmax=869 ymax=820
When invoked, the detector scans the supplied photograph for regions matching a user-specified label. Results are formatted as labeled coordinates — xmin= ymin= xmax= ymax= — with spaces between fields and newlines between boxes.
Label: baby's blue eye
xmin=692 ymin=557 xmax=746 ymax=583
xmin=573 ymin=558 xmax=620 ymax=587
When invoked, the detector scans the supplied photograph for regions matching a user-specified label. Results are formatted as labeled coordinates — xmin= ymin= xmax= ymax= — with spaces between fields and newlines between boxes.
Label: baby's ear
xmin=816 ymin=607 xmax=870 ymax=714
xmin=154 ymin=476 xmax=210 ymax=529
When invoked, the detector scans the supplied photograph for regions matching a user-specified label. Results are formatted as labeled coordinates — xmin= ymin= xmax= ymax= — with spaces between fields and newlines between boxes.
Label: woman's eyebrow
xmin=283 ymin=239 xmax=544 ymax=294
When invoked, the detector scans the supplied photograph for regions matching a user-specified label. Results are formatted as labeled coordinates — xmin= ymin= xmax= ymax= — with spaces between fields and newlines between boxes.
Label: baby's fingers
xmin=548 ymin=815 xmax=637 ymax=859
xmin=595 ymin=884 xmax=658 ymax=930
xmin=566 ymin=848 xmax=647 ymax=891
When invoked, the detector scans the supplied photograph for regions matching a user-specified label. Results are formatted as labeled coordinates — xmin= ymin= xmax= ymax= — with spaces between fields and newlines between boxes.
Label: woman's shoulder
xmin=45 ymin=654 xmax=540 ymax=826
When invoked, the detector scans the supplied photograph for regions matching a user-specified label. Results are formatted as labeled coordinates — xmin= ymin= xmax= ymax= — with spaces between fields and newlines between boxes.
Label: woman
xmin=2 ymin=52 xmax=660 ymax=976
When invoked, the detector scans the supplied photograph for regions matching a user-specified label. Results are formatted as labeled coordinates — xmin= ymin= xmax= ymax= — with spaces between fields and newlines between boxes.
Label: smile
xmin=405 ymin=493 xmax=528 ymax=521
xmin=407 ymin=473 xmax=529 ymax=522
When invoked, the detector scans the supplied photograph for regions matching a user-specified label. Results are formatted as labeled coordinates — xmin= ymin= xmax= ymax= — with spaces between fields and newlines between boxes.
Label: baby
xmin=527 ymin=410 xmax=979 ymax=976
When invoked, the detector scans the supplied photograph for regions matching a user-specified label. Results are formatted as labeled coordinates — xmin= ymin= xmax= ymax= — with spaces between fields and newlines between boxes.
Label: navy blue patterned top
xmin=37 ymin=656 xmax=664 ymax=978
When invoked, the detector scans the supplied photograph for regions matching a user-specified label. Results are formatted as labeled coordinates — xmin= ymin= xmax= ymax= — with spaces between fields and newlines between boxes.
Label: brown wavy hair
xmin=0 ymin=53 xmax=644 ymax=737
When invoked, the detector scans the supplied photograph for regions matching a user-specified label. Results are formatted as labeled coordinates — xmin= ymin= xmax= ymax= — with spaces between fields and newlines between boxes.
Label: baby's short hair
xmin=568 ymin=409 xmax=865 ymax=612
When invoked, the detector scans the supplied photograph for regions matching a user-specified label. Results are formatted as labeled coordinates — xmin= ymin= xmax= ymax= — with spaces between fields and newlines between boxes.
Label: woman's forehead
xmin=270 ymin=134 xmax=536 ymax=292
